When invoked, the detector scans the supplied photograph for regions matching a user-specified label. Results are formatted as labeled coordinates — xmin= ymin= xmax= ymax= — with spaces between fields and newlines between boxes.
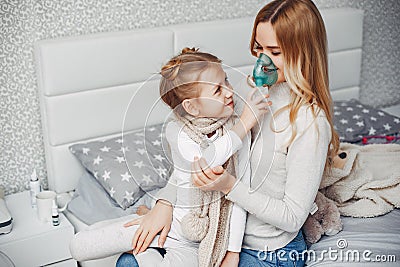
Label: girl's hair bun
xmin=160 ymin=48 xmax=198 ymax=81
xmin=181 ymin=47 xmax=198 ymax=54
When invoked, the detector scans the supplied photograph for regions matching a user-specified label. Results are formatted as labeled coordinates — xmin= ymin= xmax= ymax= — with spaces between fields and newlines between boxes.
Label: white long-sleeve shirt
xmin=156 ymin=120 xmax=250 ymax=251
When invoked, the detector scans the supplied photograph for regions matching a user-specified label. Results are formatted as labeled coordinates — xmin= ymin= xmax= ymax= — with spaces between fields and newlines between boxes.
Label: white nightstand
xmin=0 ymin=191 xmax=77 ymax=267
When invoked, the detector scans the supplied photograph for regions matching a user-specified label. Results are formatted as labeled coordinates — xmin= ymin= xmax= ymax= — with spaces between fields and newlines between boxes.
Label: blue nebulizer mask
xmin=252 ymin=53 xmax=278 ymax=87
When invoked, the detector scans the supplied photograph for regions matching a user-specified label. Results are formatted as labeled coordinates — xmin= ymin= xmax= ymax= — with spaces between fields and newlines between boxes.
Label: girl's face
xmin=194 ymin=64 xmax=234 ymax=118
xmin=253 ymin=21 xmax=285 ymax=84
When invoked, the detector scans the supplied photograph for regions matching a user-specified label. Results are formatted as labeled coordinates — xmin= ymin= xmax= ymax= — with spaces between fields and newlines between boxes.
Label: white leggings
xmin=69 ymin=214 xmax=198 ymax=266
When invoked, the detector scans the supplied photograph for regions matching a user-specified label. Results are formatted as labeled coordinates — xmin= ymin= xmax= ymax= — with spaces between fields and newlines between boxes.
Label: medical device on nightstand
xmin=0 ymin=187 xmax=12 ymax=234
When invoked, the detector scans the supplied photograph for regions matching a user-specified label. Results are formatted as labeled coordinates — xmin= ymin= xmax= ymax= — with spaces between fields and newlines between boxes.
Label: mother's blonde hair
xmin=250 ymin=0 xmax=339 ymax=168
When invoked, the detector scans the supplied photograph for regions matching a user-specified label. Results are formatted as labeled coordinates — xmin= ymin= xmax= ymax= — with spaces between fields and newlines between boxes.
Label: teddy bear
xmin=302 ymin=191 xmax=343 ymax=244
xmin=302 ymin=150 xmax=348 ymax=244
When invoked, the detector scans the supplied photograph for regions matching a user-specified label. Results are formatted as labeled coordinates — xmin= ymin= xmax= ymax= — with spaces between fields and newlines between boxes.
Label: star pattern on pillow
xmin=70 ymin=123 xmax=173 ymax=209
xmin=333 ymin=99 xmax=400 ymax=143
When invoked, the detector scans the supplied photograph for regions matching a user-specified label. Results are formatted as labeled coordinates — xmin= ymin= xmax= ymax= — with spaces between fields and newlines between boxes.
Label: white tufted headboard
xmin=34 ymin=8 xmax=363 ymax=194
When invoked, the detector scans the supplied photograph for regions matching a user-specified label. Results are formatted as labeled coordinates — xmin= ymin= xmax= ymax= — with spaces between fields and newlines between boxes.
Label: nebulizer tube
xmin=248 ymin=53 xmax=278 ymax=191
xmin=249 ymin=52 xmax=278 ymax=130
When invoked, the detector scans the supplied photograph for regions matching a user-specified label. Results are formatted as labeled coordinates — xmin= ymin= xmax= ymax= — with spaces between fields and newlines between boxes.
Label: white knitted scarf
xmin=178 ymin=114 xmax=229 ymax=149
xmin=174 ymin=113 xmax=238 ymax=267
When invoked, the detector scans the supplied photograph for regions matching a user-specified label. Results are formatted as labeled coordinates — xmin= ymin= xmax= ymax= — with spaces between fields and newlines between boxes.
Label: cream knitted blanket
xmin=320 ymin=143 xmax=400 ymax=217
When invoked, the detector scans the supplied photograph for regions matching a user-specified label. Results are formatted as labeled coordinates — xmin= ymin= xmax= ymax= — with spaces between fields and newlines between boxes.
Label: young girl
xmin=70 ymin=48 xmax=270 ymax=267
xmin=127 ymin=1 xmax=340 ymax=266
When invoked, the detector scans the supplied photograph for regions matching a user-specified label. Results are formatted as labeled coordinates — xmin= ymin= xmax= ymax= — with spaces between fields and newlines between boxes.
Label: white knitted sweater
xmin=226 ymin=82 xmax=332 ymax=251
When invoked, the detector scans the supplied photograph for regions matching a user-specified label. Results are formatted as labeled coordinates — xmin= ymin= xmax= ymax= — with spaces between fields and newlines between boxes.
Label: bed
xmin=34 ymin=7 xmax=400 ymax=267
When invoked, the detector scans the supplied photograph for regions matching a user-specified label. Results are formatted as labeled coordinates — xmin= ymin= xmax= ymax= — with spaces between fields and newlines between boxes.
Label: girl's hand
xmin=136 ymin=205 xmax=150 ymax=216
xmin=241 ymin=87 xmax=271 ymax=131
xmin=191 ymin=157 xmax=236 ymax=194
xmin=123 ymin=200 xmax=173 ymax=254
xmin=221 ymin=251 xmax=240 ymax=267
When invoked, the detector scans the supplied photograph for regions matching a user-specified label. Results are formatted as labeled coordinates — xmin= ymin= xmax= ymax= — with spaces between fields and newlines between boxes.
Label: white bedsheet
xmin=306 ymin=209 xmax=400 ymax=266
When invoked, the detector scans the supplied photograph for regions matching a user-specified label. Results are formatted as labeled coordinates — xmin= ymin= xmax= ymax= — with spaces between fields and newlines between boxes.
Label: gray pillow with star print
xmin=333 ymin=99 xmax=400 ymax=143
xmin=69 ymin=123 xmax=173 ymax=209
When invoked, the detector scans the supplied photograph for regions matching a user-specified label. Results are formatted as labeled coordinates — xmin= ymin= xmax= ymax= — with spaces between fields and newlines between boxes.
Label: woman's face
xmin=253 ymin=21 xmax=285 ymax=84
